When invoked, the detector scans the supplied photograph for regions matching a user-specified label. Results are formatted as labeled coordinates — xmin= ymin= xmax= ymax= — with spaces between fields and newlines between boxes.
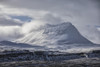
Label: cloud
xmin=21 ymin=21 xmax=44 ymax=34
xmin=97 ymin=28 xmax=100 ymax=31
xmin=0 ymin=0 xmax=99 ymax=27
xmin=40 ymin=13 xmax=63 ymax=24
xmin=0 ymin=26 xmax=22 ymax=41
xmin=0 ymin=0 xmax=99 ymax=25
xmin=0 ymin=0 xmax=100 ymax=44
xmin=10 ymin=15 xmax=32 ymax=22
xmin=21 ymin=13 xmax=63 ymax=34
xmin=0 ymin=16 xmax=23 ymax=26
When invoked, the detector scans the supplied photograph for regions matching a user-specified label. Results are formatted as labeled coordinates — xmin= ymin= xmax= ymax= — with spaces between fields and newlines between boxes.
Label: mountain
xmin=0 ymin=41 xmax=34 ymax=48
xmin=0 ymin=22 xmax=100 ymax=52
xmin=0 ymin=40 xmax=47 ymax=51
xmin=16 ymin=22 xmax=93 ymax=45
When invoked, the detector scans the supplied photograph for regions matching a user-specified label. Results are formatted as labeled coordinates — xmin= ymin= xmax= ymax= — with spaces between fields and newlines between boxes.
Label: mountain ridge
xmin=15 ymin=22 xmax=93 ymax=45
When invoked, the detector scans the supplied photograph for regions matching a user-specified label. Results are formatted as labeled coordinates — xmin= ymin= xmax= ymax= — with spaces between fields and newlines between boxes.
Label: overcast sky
xmin=0 ymin=0 xmax=100 ymax=44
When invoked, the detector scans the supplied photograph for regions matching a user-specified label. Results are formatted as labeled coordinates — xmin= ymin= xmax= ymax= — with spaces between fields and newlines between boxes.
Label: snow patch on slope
xmin=16 ymin=22 xmax=93 ymax=45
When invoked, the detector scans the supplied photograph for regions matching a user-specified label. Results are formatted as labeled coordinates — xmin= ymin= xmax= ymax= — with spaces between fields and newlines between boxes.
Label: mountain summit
xmin=16 ymin=22 xmax=93 ymax=45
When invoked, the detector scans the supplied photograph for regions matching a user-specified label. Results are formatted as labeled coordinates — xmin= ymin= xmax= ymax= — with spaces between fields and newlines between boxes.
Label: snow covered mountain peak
xmin=45 ymin=22 xmax=72 ymax=27
xmin=16 ymin=22 xmax=93 ymax=45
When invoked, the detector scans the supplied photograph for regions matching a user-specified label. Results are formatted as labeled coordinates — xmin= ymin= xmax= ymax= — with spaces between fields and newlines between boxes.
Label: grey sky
xmin=0 ymin=0 xmax=100 ymax=44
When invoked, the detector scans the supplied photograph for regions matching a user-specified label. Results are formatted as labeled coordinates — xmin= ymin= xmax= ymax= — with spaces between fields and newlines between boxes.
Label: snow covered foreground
xmin=0 ymin=50 xmax=100 ymax=67
xmin=0 ymin=58 xmax=100 ymax=67
xmin=0 ymin=49 xmax=100 ymax=62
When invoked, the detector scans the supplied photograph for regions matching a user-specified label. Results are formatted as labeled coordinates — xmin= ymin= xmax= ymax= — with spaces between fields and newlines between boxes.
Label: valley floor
xmin=0 ymin=58 xmax=100 ymax=67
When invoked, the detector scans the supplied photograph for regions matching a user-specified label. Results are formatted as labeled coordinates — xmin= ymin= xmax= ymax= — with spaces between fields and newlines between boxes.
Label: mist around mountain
xmin=0 ymin=22 xmax=100 ymax=53
xmin=16 ymin=22 xmax=93 ymax=45
xmin=0 ymin=22 xmax=100 ymax=67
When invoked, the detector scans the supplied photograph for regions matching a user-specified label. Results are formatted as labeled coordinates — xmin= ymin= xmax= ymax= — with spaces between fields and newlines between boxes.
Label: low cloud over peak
xmin=0 ymin=0 xmax=100 ymax=44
